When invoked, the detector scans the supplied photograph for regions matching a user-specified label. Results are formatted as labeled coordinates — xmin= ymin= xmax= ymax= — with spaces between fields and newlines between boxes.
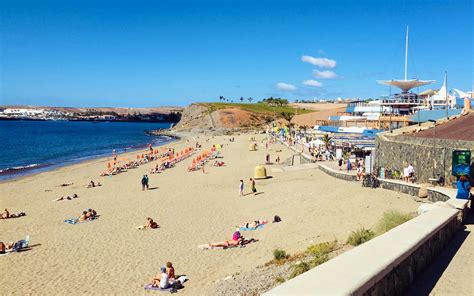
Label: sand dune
xmin=0 ymin=133 xmax=418 ymax=295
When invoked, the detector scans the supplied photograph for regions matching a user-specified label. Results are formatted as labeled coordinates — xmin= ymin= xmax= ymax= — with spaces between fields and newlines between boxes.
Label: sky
xmin=0 ymin=0 xmax=472 ymax=107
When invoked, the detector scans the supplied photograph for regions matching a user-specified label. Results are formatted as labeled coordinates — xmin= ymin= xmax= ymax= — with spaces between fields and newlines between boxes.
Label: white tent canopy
xmin=377 ymin=79 xmax=435 ymax=92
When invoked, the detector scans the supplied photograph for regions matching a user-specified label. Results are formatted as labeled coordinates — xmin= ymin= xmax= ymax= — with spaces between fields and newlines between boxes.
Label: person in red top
xmin=166 ymin=262 xmax=175 ymax=280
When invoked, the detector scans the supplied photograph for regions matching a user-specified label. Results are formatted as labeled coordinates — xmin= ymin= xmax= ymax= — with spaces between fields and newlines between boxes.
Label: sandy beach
xmin=0 ymin=133 xmax=420 ymax=295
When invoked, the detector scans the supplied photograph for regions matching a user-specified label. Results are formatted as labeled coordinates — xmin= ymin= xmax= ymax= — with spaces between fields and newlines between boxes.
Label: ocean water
xmin=0 ymin=120 xmax=173 ymax=180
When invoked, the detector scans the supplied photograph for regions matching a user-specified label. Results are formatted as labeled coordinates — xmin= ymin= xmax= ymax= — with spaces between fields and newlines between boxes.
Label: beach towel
xmin=144 ymin=276 xmax=188 ymax=291
xmin=239 ymin=224 xmax=265 ymax=231
xmin=143 ymin=284 xmax=173 ymax=292
xmin=197 ymin=244 xmax=240 ymax=250
xmin=64 ymin=218 xmax=97 ymax=224
xmin=0 ymin=235 xmax=30 ymax=256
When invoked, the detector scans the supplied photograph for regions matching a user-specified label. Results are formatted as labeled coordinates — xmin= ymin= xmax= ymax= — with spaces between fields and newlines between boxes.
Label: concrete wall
xmin=379 ymin=179 xmax=420 ymax=196
xmin=375 ymin=133 xmax=474 ymax=184
xmin=264 ymin=207 xmax=460 ymax=296
xmin=319 ymin=164 xmax=357 ymax=182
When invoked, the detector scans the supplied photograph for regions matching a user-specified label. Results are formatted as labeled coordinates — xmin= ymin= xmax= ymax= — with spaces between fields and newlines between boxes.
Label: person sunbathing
xmin=54 ymin=194 xmax=78 ymax=201
xmin=137 ymin=217 xmax=159 ymax=230
xmin=60 ymin=182 xmax=73 ymax=187
xmin=0 ymin=209 xmax=26 ymax=219
xmin=166 ymin=262 xmax=175 ymax=280
xmin=86 ymin=181 xmax=102 ymax=188
xmin=209 ymin=228 xmax=244 ymax=248
xmin=213 ymin=161 xmax=225 ymax=167
xmin=238 ymin=220 xmax=267 ymax=229
xmin=85 ymin=209 xmax=97 ymax=220
xmin=78 ymin=211 xmax=88 ymax=221
xmin=150 ymin=267 xmax=170 ymax=289
xmin=1 ymin=208 xmax=10 ymax=219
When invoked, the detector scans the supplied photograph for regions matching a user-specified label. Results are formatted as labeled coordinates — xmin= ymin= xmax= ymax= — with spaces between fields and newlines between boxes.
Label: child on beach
xmin=239 ymin=180 xmax=244 ymax=196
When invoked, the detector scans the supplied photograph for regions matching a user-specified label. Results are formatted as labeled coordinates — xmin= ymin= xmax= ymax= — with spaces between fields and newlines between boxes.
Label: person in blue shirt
xmin=456 ymin=175 xmax=472 ymax=199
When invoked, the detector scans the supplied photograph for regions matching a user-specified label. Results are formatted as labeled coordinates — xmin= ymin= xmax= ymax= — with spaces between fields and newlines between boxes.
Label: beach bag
xmin=172 ymin=281 xmax=183 ymax=289
xmin=273 ymin=215 xmax=282 ymax=223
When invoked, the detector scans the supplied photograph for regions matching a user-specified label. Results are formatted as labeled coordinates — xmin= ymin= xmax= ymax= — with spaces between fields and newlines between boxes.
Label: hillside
xmin=173 ymin=102 xmax=317 ymax=132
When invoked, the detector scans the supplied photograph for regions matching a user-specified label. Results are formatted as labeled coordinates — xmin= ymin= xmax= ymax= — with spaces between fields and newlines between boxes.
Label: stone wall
xmin=375 ymin=133 xmax=474 ymax=184
xmin=264 ymin=208 xmax=461 ymax=296
xmin=363 ymin=215 xmax=458 ymax=295
xmin=379 ymin=179 xmax=420 ymax=196
xmin=318 ymin=164 xmax=357 ymax=181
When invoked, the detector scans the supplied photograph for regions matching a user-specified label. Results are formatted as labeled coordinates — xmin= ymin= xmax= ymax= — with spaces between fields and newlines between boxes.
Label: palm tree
xmin=240 ymin=96 xmax=244 ymax=102
xmin=321 ymin=134 xmax=332 ymax=149
xmin=248 ymin=97 xmax=253 ymax=103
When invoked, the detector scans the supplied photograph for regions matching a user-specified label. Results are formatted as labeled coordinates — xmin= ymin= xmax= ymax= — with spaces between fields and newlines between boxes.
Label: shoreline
xmin=0 ymin=129 xmax=181 ymax=183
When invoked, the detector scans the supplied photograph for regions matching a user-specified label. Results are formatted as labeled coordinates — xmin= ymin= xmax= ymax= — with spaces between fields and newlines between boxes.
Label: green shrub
xmin=347 ymin=227 xmax=375 ymax=246
xmin=289 ymin=261 xmax=310 ymax=279
xmin=273 ymin=248 xmax=288 ymax=260
xmin=375 ymin=210 xmax=413 ymax=234
xmin=306 ymin=241 xmax=337 ymax=257
xmin=274 ymin=276 xmax=286 ymax=283
xmin=310 ymin=254 xmax=330 ymax=268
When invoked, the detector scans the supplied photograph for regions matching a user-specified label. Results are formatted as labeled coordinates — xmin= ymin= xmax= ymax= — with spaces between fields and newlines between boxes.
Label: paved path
xmin=406 ymin=212 xmax=474 ymax=296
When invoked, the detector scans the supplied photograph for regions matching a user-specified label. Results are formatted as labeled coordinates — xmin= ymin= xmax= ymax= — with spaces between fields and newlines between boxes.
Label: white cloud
xmin=301 ymin=55 xmax=336 ymax=68
xmin=303 ymin=80 xmax=323 ymax=87
xmin=276 ymin=82 xmax=297 ymax=91
xmin=313 ymin=70 xmax=338 ymax=79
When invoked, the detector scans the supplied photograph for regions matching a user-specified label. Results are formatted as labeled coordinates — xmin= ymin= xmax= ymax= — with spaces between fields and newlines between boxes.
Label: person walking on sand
xmin=250 ymin=178 xmax=257 ymax=194
xmin=202 ymin=163 xmax=206 ymax=174
xmin=239 ymin=180 xmax=244 ymax=196
xmin=141 ymin=175 xmax=149 ymax=191
xmin=338 ymin=157 xmax=343 ymax=170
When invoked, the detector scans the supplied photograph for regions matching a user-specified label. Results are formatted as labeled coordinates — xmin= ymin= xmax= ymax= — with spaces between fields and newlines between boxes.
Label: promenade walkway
xmin=406 ymin=212 xmax=474 ymax=296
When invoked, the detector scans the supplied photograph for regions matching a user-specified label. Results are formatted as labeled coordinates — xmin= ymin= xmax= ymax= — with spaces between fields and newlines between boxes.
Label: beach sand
xmin=0 ymin=133 xmax=419 ymax=295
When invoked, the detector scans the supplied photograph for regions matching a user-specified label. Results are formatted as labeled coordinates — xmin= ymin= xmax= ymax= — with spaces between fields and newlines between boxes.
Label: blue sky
xmin=1 ymin=0 xmax=472 ymax=107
